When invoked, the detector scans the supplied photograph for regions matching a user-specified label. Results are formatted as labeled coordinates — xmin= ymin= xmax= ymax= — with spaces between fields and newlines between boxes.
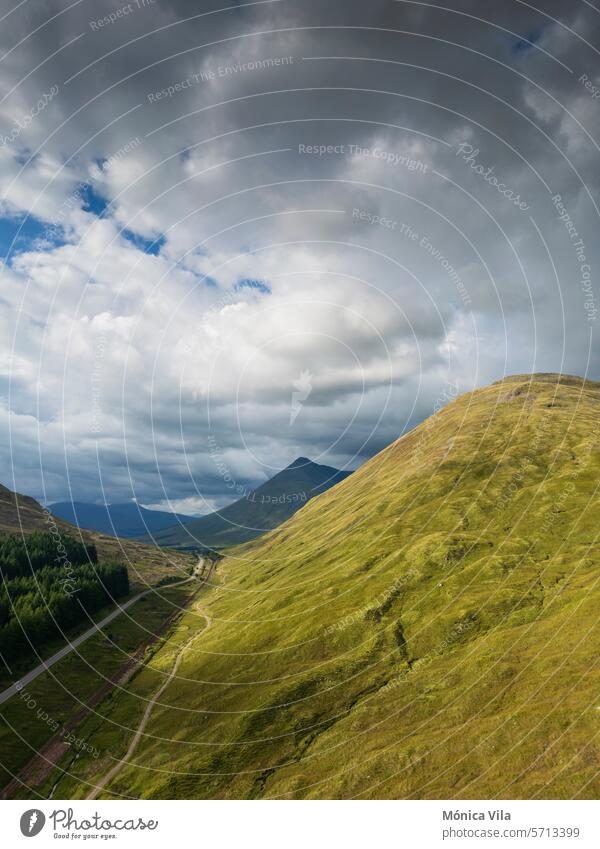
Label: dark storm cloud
xmin=1 ymin=0 xmax=599 ymax=509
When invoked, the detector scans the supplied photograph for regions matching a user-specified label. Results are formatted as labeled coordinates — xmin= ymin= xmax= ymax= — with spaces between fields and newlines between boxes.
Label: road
xmin=0 ymin=558 xmax=206 ymax=707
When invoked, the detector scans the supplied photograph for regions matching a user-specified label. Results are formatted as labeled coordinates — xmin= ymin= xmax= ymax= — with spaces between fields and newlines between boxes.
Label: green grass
xmin=12 ymin=373 xmax=600 ymax=799
xmin=0 ymin=481 xmax=196 ymax=590
xmin=0 ymin=582 xmax=198 ymax=796
xmin=0 ymin=592 xmax=141 ymax=692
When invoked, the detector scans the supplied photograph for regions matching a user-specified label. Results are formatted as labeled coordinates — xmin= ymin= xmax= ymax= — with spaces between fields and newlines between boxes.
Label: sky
xmin=1 ymin=0 xmax=599 ymax=514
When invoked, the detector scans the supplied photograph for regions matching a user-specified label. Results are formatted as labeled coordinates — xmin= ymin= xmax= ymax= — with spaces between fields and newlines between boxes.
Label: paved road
xmin=0 ymin=560 xmax=205 ymax=707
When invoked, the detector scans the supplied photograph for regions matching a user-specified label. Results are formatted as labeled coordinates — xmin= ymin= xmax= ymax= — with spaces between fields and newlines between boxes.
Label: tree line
xmin=0 ymin=532 xmax=129 ymax=666
xmin=0 ymin=530 xmax=96 ymax=578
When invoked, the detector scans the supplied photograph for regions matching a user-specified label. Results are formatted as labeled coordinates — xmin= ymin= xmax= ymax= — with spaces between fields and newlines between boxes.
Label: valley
xmin=4 ymin=373 xmax=597 ymax=799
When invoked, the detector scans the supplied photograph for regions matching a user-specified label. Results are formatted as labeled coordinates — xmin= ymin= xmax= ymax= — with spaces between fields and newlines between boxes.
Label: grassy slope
xmin=38 ymin=375 xmax=600 ymax=799
xmin=0 ymin=483 xmax=193 ymax=588
xmin=0 ymin=582 xmax=199 ymax=794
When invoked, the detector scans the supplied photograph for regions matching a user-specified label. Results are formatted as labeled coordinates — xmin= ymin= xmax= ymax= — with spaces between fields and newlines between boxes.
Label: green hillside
xmin=33 ymin=374 xmax=600 ymax=799
xmin=0 ymin=482 xmax=193 ymax=589
xmin=145 ymin=457 xmax=352 ymax=550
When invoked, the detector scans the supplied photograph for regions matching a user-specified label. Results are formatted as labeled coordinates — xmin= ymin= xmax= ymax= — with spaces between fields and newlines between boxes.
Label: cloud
xmin=0 ymin=0 xmax=599 ymax=506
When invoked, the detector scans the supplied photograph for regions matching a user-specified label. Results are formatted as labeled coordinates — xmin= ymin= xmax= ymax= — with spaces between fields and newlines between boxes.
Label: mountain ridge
xmin=48 ymin=500 xmax=195 ymax=538
xmin=145 ymin=456 xmax=352 ymax=550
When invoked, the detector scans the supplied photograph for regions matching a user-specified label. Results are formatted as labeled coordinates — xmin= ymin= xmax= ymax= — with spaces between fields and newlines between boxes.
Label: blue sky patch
xmin=121 ymin=229 xmax=166 ymax=255
xmin=512 ymin=28 xmax=544 ymax=54
xmin=236 ymin=278 xmax=271 ymax=294
xmin=80 ymin=183 xmax=111 ymax=218
xmin=0 ymin=214 xmax=51 ymax=260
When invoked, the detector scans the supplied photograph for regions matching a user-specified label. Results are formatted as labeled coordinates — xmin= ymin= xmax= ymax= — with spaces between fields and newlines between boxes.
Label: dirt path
xmin=87 ymin=565 xmax=214 ymax=799
xmin=1 ymin=557 xmax=210 ymax=799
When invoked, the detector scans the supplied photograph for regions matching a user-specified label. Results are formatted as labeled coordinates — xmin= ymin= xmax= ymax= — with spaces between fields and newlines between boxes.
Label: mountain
xmin=0 ymin=483 xmax=192 ymax=588
xmin=145 ymin=457 xmax=353 ymax=550
xmin=48 ymin=501 xmax=195 ymax=538
xmin=0 ymin=482 xmax=73 ymax=536
xmin=62 ymin=374 xmax=600 ymax=799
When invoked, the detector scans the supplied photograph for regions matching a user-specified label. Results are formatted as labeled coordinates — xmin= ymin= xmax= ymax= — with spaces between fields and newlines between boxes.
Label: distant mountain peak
xmin=286 ymin=456 xmax=313 ymax=469
xmin=146 ymin=456 xmax=353 ymax=550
